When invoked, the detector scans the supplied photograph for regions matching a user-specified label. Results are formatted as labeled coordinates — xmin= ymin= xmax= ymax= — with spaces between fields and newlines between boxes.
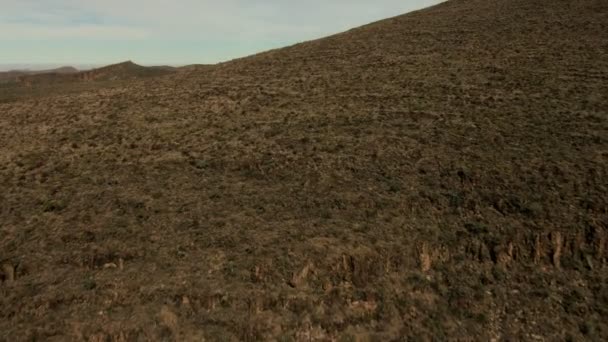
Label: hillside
xmin=1 ymin=0 xmax=607 ymax=340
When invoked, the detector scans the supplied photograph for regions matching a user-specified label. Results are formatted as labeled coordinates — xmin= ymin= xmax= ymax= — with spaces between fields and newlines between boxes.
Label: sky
xmin=0 ymin=0 xmax=442 ymax=69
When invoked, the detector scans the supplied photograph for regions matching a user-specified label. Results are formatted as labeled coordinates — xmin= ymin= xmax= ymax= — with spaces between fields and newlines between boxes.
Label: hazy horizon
xmin=0 ymin=63 xmax=176 ymax=72
xmin=0 ymin=63 xmax=101 ymax=72
xmin=1 ymin=0 xmax=442 ymax=68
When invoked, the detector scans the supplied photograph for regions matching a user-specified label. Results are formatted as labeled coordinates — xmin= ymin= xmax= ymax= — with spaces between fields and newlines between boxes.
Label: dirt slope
xmin=1 ymin=0 xmax=607 ymax=340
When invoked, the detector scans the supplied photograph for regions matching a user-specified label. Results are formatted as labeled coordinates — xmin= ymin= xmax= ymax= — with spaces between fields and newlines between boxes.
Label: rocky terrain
xmin=1 ymin=0 xmax=607 ymax=340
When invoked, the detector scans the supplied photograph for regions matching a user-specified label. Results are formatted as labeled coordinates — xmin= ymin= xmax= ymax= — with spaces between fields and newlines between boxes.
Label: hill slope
xmin=1 ymin=0 xmax=607 ymax=340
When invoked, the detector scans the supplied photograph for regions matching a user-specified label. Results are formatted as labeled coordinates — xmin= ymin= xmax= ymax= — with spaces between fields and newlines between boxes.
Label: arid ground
xmin=1 ymin=0 xmax=608 ymax=340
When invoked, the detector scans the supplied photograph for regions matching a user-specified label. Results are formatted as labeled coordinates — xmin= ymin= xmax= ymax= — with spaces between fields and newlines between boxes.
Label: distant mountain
xmin=0 ymin=64 xmax=98 ymax=72
xmin=177 ymin=64 xmax=213 ymax=72
xmin=0 ymin=66 xmax=78 ymax=84
xmin=74 ymin=61 xmax=176 ymax=82
xmin=3 ymin=61 xmax=176 ymax=86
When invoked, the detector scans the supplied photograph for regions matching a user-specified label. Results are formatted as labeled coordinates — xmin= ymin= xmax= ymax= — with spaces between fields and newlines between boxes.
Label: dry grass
xmin=1 ymin=0 xmax=608 ymax=340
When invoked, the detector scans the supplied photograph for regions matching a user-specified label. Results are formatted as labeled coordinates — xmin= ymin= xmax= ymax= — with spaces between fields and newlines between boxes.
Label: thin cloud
xmin=1 ymin=0 xmax=442 ymax=64
xmin=0 ymin=23 xmax=148 ymax=40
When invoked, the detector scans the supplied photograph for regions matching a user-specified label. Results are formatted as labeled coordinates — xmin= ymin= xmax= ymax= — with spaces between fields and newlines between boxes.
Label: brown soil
xmin=1 ymin=0 xmax=607 ymax=340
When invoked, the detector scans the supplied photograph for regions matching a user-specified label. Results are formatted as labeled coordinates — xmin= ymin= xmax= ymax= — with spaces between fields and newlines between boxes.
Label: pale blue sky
xmin=0 ymin=0 xmax=441 ymax=68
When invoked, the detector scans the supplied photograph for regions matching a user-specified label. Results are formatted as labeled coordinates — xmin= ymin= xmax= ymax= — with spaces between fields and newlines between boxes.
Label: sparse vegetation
xmin=1 ymin=0 xmax=608 ymax=340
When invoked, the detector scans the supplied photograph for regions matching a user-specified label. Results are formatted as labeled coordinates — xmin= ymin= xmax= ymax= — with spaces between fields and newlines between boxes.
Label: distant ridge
xmin=7 ymin=66 xmax=79 ymax=74
xmin=73 ymin=60 xmax=176 ymax=82
xmin=1 ymin=61 xmax=177 ymax=86
xmin=0 ymin=66 xmax=78 ymax=84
